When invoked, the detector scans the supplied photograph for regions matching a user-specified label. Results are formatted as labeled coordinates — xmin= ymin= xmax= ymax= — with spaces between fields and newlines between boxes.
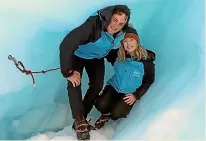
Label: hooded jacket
xmin=107 ymin=49 xmax=155 ymax=100
xmin=107 ymin=58 xmax=145 ymax=94
xmin=59 ymin=5 xmax=135 ymax=78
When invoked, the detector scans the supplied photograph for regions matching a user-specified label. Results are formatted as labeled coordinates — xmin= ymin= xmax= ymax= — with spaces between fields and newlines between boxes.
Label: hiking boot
xmin=72 ymin=117 xmax=96 ymax=131
xmin=72 ymin=116 xmax=90 ymax=140
xmin=94 ymin=113 xmax=111 ymax=129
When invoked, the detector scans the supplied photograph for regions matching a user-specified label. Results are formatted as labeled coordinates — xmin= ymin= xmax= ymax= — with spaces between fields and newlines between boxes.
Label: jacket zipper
xmin=102 ymin=32 xmax=124 ymax=57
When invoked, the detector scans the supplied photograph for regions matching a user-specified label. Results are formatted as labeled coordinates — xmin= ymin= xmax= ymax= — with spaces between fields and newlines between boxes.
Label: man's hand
xmin=123 ymin=94 xmax=136 ymax=105
xmin=67 ymin=71 xmax=81 ymax=87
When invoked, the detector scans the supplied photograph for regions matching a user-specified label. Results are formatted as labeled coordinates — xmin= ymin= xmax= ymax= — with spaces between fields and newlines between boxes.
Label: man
xmin=59 ymin=5 xmax=136 ymax=140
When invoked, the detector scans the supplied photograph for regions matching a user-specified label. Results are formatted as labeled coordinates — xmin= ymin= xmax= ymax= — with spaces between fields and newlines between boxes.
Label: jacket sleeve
xmin=134 ymin=60 xmax=155 ymax=100
xmin=59 ymin=16 xmax=97 ymax=78
xmin=105 ymin=49 xmax=118 ymax=66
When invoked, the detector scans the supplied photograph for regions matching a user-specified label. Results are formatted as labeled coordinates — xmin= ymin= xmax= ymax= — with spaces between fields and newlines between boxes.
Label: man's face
xmin=107 ymin=13 xmax=128 ymax=34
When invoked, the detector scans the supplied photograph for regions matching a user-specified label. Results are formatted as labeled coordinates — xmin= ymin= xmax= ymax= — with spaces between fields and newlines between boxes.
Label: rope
xmin=8 ymin=55 xmax=60 ymax=88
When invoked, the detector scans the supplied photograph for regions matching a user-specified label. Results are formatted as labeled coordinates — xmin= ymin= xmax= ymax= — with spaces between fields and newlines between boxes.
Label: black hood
xmin=97 ymin=5 xmax=131 ymax=32
xmin=146 ymin=50 xmax=156 ymax=61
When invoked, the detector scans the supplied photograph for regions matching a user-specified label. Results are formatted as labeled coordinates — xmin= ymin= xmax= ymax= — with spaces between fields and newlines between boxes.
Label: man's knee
xmin=67 ymin=81 xmax=73 ymax=89
xmin=67 ymin=80 xmax=81 ymax=90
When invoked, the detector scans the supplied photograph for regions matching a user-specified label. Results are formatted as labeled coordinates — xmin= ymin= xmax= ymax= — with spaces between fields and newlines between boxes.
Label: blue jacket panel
xmin=107 ymin=58 xmax=144 ymax=94
xmin=74 ymin=31 xmax=124 ymax=59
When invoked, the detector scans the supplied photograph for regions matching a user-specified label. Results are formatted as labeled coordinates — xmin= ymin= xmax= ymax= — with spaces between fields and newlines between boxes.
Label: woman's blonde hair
xmin=117 ymin=41 xmax=148 ymax=61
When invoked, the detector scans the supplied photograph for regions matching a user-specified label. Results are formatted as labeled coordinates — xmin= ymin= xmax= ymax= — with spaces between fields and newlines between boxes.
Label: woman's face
xmin=123 ymin=38 xmax=138 ymax=53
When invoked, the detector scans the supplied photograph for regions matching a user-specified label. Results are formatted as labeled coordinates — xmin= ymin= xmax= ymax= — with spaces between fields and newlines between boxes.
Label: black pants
xmin=95 ymin=85 xmax=134 ymax=120
xmin=67 ymin=55 xmax=105 ymax=118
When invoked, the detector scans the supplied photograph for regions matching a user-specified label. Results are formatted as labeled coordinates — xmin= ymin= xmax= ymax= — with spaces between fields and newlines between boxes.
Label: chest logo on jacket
xmin=133 ymin=71 xmax=141 ymax=77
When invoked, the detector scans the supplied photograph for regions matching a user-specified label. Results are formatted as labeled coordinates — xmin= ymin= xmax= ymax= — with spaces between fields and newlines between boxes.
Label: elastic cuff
xmin=63 ymin=70 xmax=74 ymax=78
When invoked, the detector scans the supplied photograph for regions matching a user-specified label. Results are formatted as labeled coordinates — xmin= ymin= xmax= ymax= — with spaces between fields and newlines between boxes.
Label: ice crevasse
xmin=0 ymin=0 xmax=205 ymax=140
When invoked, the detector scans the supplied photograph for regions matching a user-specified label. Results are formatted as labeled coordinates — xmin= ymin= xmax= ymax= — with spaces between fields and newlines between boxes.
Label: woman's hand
xmin=123 ymin=94 xmax=136 ymax=105
xmin=67 ymin=71 xmax=81 ymax=87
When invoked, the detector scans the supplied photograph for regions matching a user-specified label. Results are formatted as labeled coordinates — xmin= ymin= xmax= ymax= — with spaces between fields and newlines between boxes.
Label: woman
xmin=94 ymin=31 xmax=155 ymax=129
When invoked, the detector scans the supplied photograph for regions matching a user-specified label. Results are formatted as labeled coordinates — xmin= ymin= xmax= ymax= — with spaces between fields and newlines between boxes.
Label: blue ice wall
xmin=113 ymin=0 xmax=205 ymax=140
xmin=0 ymin=0 xmax=205 ymax=140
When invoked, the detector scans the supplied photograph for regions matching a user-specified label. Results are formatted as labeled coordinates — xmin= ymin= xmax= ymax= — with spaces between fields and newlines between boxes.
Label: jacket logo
xmin=133 ymin=71 xmax=141 ymax=77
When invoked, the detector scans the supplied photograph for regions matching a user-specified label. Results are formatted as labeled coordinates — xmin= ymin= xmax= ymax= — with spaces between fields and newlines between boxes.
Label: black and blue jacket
xmin=59 ymin=5 xmax=136 ymax=78
xmin=107 ymin=49 xmax=156 ymax=100
xmin=107 ymin=58 xmax=145 ymax=94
